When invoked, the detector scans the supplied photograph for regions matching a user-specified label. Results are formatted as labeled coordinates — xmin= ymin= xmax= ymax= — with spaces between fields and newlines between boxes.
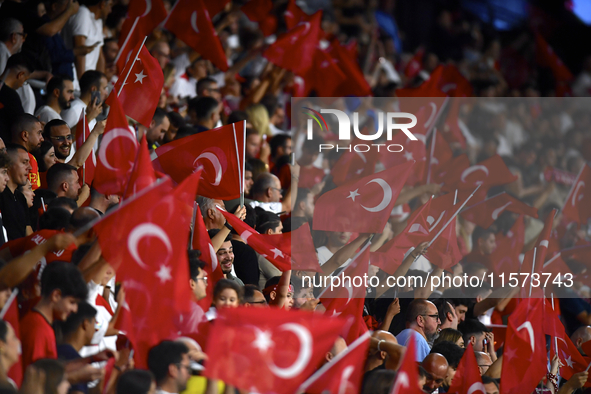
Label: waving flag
xmin=562 ymin=164 xmax=591 ymax=226
xmin=391 ymin=334 xmax=423 ymax=394
xmin=448 ymin=343 xmax=484 ymax=394
xmin=460 ymin=192 xmax=538 ymax=229
xmin=123 ymin=135 xmax=157 ymax=199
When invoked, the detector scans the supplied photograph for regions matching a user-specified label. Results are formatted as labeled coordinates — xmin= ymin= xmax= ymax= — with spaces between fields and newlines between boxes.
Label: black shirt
xmin=0 ymin=187 xmax=30 ymax=240
xmin=0 ymin=84 xmax=25 ymax=143
xmin=231 ymin=240 xmax=260 ymax=287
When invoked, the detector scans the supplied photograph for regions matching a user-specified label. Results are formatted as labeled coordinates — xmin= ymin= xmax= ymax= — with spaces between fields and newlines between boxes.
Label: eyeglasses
xmin=248 ymin=300 xmax=267 ymax=305
xmin=422 ymin=314 xmax=440 ymax=320
xmin=50 ymin=135 xmax=73 ymax=142
xmin=14 ymin=32 xmax=26 ymax=39
xmin=176 ymin=363 xmax=191 ymax=372
xmin=271 ymin=187 xmax=284 ymax=194
xmin=196 ymin=277 xmax=208 ymax=284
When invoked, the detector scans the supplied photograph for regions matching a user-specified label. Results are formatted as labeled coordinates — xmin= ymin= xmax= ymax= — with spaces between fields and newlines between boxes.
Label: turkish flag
xmin=264 ymin=11 xmax=321 ymax=75
xmin=535 ymin=33 xmax=573 ymax=82
xmin=562 ymin=164 xmax=591 ymax=226
xmin=448 ymin=342 xmax=485 ymax=394
xmin=321 ymin=244 xmax=370 ymax=300
xmin=203 ymin=0 xmax=230 ymax=17
xmin=443 ymin=99 xmax=468 ymax=149
xmin=460 ymin=192 xmax=538 ymax=229
xmin=313 ymin=161 xmax=414 ymax=233
xmin=489 ymin=215 xmax=525 ymax=276
xmin=1 ymin=290 xmax=22 ymax=386
xmin=331 ymin=142 xmax=379 ymax=186
xmin=94 ymin=173 xmax=199 ymax=367
xmin=422 ymin=193 xmax=463 ymax=269
xmin=425 ymin=129 xmax=453 ymax=184
xmin=93 ymin=93 xmax=138 ymax=196
xmin=75 ymin=111 xmax=95 ymax=186
xmin=112 ymin=40 xmax=164 ymax=127
xmin=391 ymin=334 xmax=423 ymax=394
xmin=380 ymin=130 xmax=427 ymax=186
xmin=441 ymin=154 xmax=517 ymax=193
xmin=123 ymin=135 xmax=156 ymax=200
xmin=306 ymin=47 xmax=348 ymax=97
xmin=432 ymin=154 xmax=470 ymax=185
xmin=428 ymin=64 xmax=473 ymax=97
xmin=371 ymin=199 xmax=432 ymax=274
xmin=219 ymin=207 xmax=292 ymax=271
xmin=116 ymin=0 xmax=167 ymax=72
xmin=500 ymin=298 xmax=547 ymax=394
xmin=326 ymin=39 xmax=372 ymax=97
xmin=549 ymin=308 xmax=588 ymax=380
xmin=165 ymin=0 xmax=228 ymax=71
xmin=289 ymin=223 xmax=322 ymax=272
xmin=241 ymin=0 xmax=273 ymax=22
xmin=192 ymin=204 xmax=224 ymax=312
xmin=153 ymin=121 xmax=245 ymax=200
xmin=541 ymin=252 xmax=572 ymax=278
xmin=284 ymin=0 xmax=306 ymax=29
xmin=396 ymin=81 xmax=447 ymax=99
xmin=203 ymin=306 xmax=347 ymax=394
xmin=404 ymin=48 xmax=424 ymax=79
xmin=300 ymin=331 xmax=371 ymax=394
xmin=520 ymin=209 xmax=557 ymax=282
xmin=561 ymin=245 xmax=591 ymax=266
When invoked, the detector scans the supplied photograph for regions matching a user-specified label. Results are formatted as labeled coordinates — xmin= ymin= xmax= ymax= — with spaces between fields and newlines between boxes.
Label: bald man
xmin=422 ymin=353 xmax=449 ymax=393
xmin=365 ymin=330 xmax=398 ymax=372
xmin=323 ymin=337 xmax=347 ymax=366
xmin=475 ymin=351 xmax=492 ymax=375
xmin=571 ymin=325 xmax=591 ymax=356
xmin=396 ymin=299 xmax=441 ymax=361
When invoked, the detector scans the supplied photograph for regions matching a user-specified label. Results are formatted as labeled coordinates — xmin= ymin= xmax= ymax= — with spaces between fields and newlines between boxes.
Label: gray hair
xmin=0 ymin=19 xmax=23 ymax=43
xmin=196 ymin=196 xmax=217 ymax=219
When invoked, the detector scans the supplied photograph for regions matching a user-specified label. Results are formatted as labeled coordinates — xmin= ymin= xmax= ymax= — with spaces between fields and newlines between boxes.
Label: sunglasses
xmin=50 ymin=135 xmax=73 ymax=143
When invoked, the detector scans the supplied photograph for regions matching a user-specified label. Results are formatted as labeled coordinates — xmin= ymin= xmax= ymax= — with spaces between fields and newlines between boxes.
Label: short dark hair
xmin=472 ymin=226 xmax=495 ymax=246
xmin=270 ymin=134 xmax=291 ymax=158
xmin=79 ymin=70 xmax=106 ymax=95
xmin=46 ymin=163 xmax=77 ymax=192
xmin=57 ymin=301 xmax=97 ymax=338
xmin=39 ymin=207 xmax=72 ymax=230
xmin=40 ymin=261 xmax=88 ymax=300
xmin=10 ymin=113 xmax=40 ymax=140
xmin=208 ymin=228 xmax=231 ymax=243
xmin=361 ymin=369 xmax=397 ymax=394
xmin=254 ymin=207 xmax=281 ymax=234
xmin=243 ymin=284 xmax=262 ymax=303
xmin=69 ymin=207 xmax=100 ymax=231
xmin=48 ymin=197 xmax=78 ymax=212
xmin=432 ymin=298 xmax=454 ymax=325
xmin=196 ymin=77 xmax=217 ymax=96
xmin=188 ymin=250 xmax=205 ymax=281
xmin=152 ymin=107 xmax=169 ymax=126
xmin=4 ymin=53 xmax=33 ymax=74
xmin=213 ymin=279 xmax=243 ymax=302
xmin=116 ymin=370 xmax=156 ymax=394
xmin=147 ymin=340 xmax=189 ymax=384
xmin=46 ymin=76 xmax=72 ymax=97
xmin=0 ymin=153 xmax=10 ymax=169
xmin=43 ymin=119 xmax=69 ymax=140
xmin=227 ymin=111 xmax=248 ymax=125
xmin=458 ymin=318 xmax=488 ymax=344
xmin=167 ymin=111 xmax=185 ymax=129
xmin=295 ymin=188 xmax=311 ymax=209
xmin=430 ymin=341 xmax=464 ymax=369
xmin=5 ymin=143 xmax=27 ymax=158
xmin=0 ymin=319 xmax=8 ymax=342
xmin=190 ymin=97 xmax=219 ymax=122
xmin=481 ymin=376 xmax=499 ymax=388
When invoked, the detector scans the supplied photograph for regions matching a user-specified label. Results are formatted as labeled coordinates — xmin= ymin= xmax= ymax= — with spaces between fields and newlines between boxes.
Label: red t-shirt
xmin=19 ymin=310 xmax=57 ymax=371
xmin=28 ymin=153 xmax=40 ymax=191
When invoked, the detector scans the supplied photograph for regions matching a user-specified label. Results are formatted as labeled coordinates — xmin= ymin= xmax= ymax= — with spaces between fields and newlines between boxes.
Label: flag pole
xmin=551 ymin=293 xmax=559 ymax=357
xmin=82 ymin=111 xmax=86 ymax=185
xmin=118 ymin=36 xmax=148 ymax=97
xmin=232 ymin=122 xmax=244 ymax=207
xmin=242 ymin=121 xmax=246 ymax=207
xmin=190 ymin=202 xmax=198 ymax=249
xmin=41 ymin=197 xmax=46 ymax=212
xmin=114 ymin=17 xmax=140 ymax=67
xmin=426 ymin=127 xmax=437 ymax=184
xmin=560 ymin=164 xmax=586 ymax=214
xmin=428 ymin=184 xmax=481 ymax=247
xmin=0 ymin=289 xmax=18 ymax=319
xmin=529 ymin=247 xmax=537 ymax=297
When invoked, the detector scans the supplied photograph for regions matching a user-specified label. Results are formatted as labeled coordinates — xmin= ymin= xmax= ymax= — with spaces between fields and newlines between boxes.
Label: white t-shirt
xmin=35 ymin=106 xmax=62 ymax=124
xmin=168 ymin=73 xmax=197 ymax=99
xmin=16 ymin=84 xmax=35 ymax=115
xmin=61 ymin=98 xmax=96 ymax=130
xmin=62 ymin=5 xmax=104 ymax=78
xmin=249 ymin=201 xmax=283 ymax=214
xmin=316 ymin=245 xmax=352 ymax=268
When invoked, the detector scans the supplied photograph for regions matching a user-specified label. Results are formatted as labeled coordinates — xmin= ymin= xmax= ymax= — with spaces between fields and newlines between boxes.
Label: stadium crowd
xmin=0 ymin=0 xmax=591 ymax=394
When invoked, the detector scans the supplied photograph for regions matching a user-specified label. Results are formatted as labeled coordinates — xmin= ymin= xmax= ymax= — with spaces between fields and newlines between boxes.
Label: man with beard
xmin=396 ymin=300 xmax=441 ymax=361
xmin=11 ymin=113 xmax=44 ymax=190
xmin=208 ymin=229 xmax=244 ymax=286
xmin=0 ymin=144 xmax=32 ymax=239
xmin=35 ymin=76 xmax=75 ymax=123
xmin=43 ymin=119 xmax=105 ymax=168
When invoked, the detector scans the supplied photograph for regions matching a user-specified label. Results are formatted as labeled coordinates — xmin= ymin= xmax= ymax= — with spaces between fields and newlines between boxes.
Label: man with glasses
xmin=0 ymin=18 xmax=26 ymax=73
xmin=250 ymin=172 xmax=292 ymax=215
xmin=475 ymin=351 xmax=493 ymax=376
xmin=43 ymin=119 xmax=104 ymax=168
xmin=148 ymin=340 xmax=192 ymax=394
xmin=395 ymin=299 xmax=441 ymax=361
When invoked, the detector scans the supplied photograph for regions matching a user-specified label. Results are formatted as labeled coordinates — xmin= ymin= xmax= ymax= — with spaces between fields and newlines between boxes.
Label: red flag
xmin=284 ymin=0 xmax=306 ymax=29
xmin=264 ymin=11 xmax=321 ymax=75
xmin=541 ymin=252 xmax=572 ymax=278
xmin=165 ymin=0 xmax=229 ymax=71
xmin=290 ymin=223 xmax=322 ymax=272
xmin=561 ymin=245 xmax=591 ymax=266
xmin=330 ymin=144 xmax=379 ymax=186
xmin=94 ymin=174 xmax=199 ymax=367
xmin=500 ymin=298 xmax=547 ymax=394
xmin=562 ymin=164 xmax=591 ymax=226
xmin=489 ymin=215 xmax=525 ymax=277
xmin=153 ymin=121 xmax=245 ymax=200
xmin=447 ymin=342 xmax=485 ymax=394
xmin=75 ymin=111 xmax=96 ymax=186
xmin=93 ymin=94 xmax=138 ymax=196
xmin=535 ymin=33 xmax=573 ymax=82
xmin=1 ymin=290 xmax=22 ymax=387
xmin=313 ymin=161 xmax=414 ymax=233
xmin=371 ymin=199 xmax=432 ymax=274
xmin=327 ymin=39 xmax=372 ymax=97
xmin=404 ymin=48 xmax=424 ymax=79
xmin=391 ymin=334 xmax=423 ymax=394
xmin=422 ymin=193 xmax=463 ymax=269
xmin=443 ymin=99 xmax=468 ymax=148
xmin=300 ymin=331 xmax=371 ymax=394
xmin=111 ymin=41 xmax=164 ymax=127
xmin=441 ymin=154 xmax=518 ymax=192
xmin=123 ymin=135 xmax=157 ymax=200
xmin=192 ymin=205 xmax=224 ymax=311
xmin=548 ymin=306 xmax=588 ymax=380
xmin=306 ymin=47 xmax=348 ymax=97
xmin=203 ymin=0 xmax=230 ymax=17
xmin=203 ymin=306 xmax=347 ymax=394
xmin=241 ymin=0 xmax=273 ymax=22
xmin=425 ymin=129 xmax=453 ymax=184
xmin=116 ymin=0 xmax=167 ymax=72
xmin=219 ymin=207 xmax=292 ymax=271
xmin=460 ymin=192 xmax=538 ymax=229
xmin=428 ymin=64 xmax=473 ymax=97
xmin=380 ymin=130 xmax=427 ymax=186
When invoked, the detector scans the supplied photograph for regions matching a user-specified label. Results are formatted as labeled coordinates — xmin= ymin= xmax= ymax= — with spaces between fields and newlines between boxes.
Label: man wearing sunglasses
xmin=395 ymin=299 xmax=441 ymax=362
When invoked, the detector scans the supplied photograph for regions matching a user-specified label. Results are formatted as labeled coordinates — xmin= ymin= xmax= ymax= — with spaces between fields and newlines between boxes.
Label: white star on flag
xmin=562 ymin=351 xmax=574 ymax=368
xmin=404 ymin=151 xmax=414 ymax=161
xmin=504 ymin=347 xmax=517 ymax=361
xmin=135 ymin=70 xmax=147 ymax=84
xmin=253 ymin=330 xmax=273 ymax=352
xmin=156 ymin=264 xmax=172 ymax=283
xmin=271 ymin=248 xmax=284 ymax=259
xmin=347 ymin=189 xmax=360 ymax=201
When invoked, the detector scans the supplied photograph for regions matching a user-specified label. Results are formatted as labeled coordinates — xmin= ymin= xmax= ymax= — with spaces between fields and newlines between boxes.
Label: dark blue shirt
xmin=57 ymin=344 xmax=88 ymax=394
